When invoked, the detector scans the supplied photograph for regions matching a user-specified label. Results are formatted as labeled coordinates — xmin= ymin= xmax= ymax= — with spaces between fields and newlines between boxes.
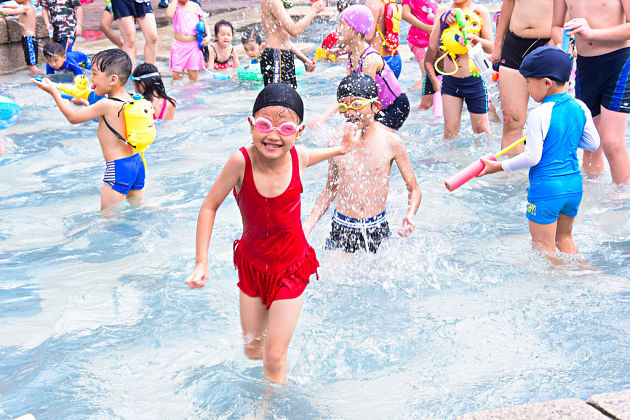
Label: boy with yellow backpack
xmin=33 ymin=49 xmax=155 ymax=212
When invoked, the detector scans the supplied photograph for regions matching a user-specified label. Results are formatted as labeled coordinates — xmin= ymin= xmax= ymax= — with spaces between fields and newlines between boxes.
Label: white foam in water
xmin=0 ymin=26 xmax=629 ymax=418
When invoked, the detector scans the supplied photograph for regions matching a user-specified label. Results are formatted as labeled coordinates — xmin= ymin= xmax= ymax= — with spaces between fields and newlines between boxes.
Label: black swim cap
xmin=337 ymin=73 xmax=378 ymax=101
xmin=252 ymin=83 xmax=304 ymax=123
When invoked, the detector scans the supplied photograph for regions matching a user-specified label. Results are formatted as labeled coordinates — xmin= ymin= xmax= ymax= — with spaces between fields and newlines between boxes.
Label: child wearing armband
xmin=185 ymin=83 xmax=359 ymax=384
xmin=166 ymin=0 xmax=208 ymax=81
xmin=33 ymin=49 xmax=146 ymax=212
xmin=131 ymin=63 xmax=176 ymax=120
xmin=424 ymin=0 xmax=494 ymax=138
xmin=478 ymin=46 xmax=600 ymax=263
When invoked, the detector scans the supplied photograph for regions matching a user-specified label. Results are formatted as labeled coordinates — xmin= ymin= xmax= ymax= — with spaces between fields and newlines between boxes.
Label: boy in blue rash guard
xmin=43 ymin=41 xmax=91 ymax=76
xmin=478 ymin=46 xmax=600 ymax=263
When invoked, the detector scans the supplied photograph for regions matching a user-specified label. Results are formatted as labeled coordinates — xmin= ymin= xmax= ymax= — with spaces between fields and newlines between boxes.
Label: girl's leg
xmin=239 ymin=291 xmax=267 ymax=360
xmin=470 ymin=112 xmax=491 ymax=135
xmin=100 ymin=183 xmax=125 ymax=211
xmin=528 ymin=219 xmax=562 ymax=264
xmin=264 ymin=293 xmax=304 ymax=383
xmin=187 ymin=70 xmax=199 ymax=81
xmin=99 ymin=11 xmax=123 ymax=48
xmin=555 ymin=214 xmax=578 ymax=254
xmin=442 ymin=94 xmax=463 ymax=139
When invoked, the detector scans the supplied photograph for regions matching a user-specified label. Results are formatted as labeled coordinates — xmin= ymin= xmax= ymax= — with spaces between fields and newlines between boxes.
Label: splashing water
xmin=1 ymin=19 xmax=630 ymax=420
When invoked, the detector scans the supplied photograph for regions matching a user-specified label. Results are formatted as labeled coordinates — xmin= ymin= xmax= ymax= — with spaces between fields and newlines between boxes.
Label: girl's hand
xmin=397 ymin=216 xmax=415 ymax=237
xmin=185 ymin=262 xmax=209 ymax=289
xmin=340 ymin=122 xmax=361 ymax=154
xmin=476 ymin=158 xmax=502 ymax=176
xmin=32 ymin=77 xmax=57 ymax=95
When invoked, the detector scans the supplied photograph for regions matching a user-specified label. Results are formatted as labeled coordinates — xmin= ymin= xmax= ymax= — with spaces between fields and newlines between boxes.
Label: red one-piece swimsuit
xmin=232 ymin=146 xmax=319 ymax=309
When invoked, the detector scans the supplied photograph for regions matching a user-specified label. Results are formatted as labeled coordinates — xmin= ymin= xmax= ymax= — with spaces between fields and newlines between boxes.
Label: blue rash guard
xmin=46 ymin=51 xmax=92 ymax=76
xmin=501 ymin=92 xmax=600 ymax=202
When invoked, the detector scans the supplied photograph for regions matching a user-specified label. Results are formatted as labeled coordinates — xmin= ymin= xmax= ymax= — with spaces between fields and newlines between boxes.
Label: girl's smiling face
xmin=249 ymin=106 xmax=304 ymax=159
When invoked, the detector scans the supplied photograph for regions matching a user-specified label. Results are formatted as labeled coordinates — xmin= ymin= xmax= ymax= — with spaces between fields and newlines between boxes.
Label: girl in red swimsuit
xmin=207 ymin=19 xmax=240 ymax=70
xmin=185 ymin=84 xmax=358 ymax=383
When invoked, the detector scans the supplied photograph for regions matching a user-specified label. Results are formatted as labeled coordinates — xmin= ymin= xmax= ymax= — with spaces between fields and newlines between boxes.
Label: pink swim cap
xmin=340 ymin=4 xmax=374 ymax=37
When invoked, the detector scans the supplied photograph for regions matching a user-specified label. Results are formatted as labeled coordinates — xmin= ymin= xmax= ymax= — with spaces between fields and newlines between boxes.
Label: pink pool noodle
xmin=432 ymin=75 xmax=443 ymax=118
xmin=445 ymin=152 xmax=497 ymax=192
xmin=432 ymin=90 xmax=443 ymax=118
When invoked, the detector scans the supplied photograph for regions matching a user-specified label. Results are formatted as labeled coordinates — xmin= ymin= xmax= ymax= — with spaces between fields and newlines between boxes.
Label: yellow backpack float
xmin=378 ymin=0 xmax=402 ymax=55
xmin=434 ymin=8 xmax=482 ymax=76
xmin=103 ymin=93 xmax=156 ymax=168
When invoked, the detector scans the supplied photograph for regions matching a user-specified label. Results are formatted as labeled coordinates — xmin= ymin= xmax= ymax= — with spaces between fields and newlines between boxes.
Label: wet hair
xmin=337 ymin=73 xmax=378 ymax=101
xmin=42 ymin=41 xmax=64 ymax=58
xmin=92 ymin=48 xmax=132 ymax=85
xmin=214 ymin=19 xmax=234 ymax=36
xmin=131 ymin=63 xmax=176 ymax=107
xmin=241 ymin=28 xmax=262 ymax=46
xmin=253 ymin=83 xmax=304 ymax=123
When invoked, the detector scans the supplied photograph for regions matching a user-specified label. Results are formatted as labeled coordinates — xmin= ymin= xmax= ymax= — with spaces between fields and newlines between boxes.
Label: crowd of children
xmin=9 ymin=0 xmax=630 ymax=386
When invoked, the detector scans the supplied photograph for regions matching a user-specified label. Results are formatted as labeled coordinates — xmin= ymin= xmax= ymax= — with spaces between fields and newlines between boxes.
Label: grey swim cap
xmin=252 ymin=83 xmax=304 ymax=123
xmin=337 ymin=73 xmax=378 ymax=101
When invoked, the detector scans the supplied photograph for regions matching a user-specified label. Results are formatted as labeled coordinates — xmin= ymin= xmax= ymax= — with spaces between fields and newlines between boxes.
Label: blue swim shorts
xmin=103 ymin=153 xmax=145 ymax=194
xmin=441 ymin=74 xmax=488 ymax=114
xmin=526 ymin=194 xmax=582 ymax=225
xmin=576 ymin=47 xmax=630 ymax=117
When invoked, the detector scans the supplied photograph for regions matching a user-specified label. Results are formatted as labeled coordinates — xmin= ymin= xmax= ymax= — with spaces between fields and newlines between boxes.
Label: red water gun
xmin=314 ymin=32 xmax=339 ymax=62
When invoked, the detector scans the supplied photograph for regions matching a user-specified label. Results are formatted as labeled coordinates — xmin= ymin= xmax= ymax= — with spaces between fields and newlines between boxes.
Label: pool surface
xmin=1 ymin=25 xmax=630 ymax=419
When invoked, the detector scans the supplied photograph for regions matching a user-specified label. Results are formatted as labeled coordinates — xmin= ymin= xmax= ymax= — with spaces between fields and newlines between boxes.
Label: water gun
xmin=382 ymin=0 xmax=402 ymax=54
xmin=314 ymin=32 xmax=339 ymax=62
xmin=434 ymin=8 xmax=481 ymax=76
xmin=195 ymin=18 xmax=210 ymax=62
xmin=444 ymin=137 xmax=526 ymax=192
xmin=421 ymin=6 xmax=435 ymax=24
xmin=122 ymin=93 xmax=156 ymax=168
xmin=469 ymin=43 xmax=503 ymax=121
xmin=56 ymin=74 xmax=104 ymax=105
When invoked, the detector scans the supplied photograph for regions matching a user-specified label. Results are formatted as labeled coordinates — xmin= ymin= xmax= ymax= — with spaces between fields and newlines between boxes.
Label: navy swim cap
xmin=519 ymin=46 xmax=572 ymax=83
xmin=252 ymin=83 xmax=304 ymax=123
xmin=337 ymin=73 xmax=378 ymax=101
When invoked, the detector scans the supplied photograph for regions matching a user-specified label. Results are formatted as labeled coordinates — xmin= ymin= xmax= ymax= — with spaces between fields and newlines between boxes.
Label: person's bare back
xmin=261 ymin=0 xmax=325 ymax=50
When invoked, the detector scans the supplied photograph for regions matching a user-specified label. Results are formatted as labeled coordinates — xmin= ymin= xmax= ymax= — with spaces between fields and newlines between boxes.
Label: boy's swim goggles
xmin=337 ymin=98 xmax=377 ymax=113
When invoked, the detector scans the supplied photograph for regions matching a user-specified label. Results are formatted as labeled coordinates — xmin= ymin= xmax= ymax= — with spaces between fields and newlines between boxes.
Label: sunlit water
xmin=1 ymin=18 xmax=630 ymax=419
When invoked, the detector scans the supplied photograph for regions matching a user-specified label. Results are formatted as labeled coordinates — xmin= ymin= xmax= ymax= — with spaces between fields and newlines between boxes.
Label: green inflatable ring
xmin=237 ymin=59 xmax=306 ymax=82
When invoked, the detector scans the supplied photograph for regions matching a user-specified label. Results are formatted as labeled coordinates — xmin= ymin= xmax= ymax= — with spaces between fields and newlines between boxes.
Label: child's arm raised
xmin=186 ymin=151 xmax=245 ymax=289
xmin=165 ymin=0 xmax=177 ymax=20
xmin=391 ymin=135 xmax=422 ymax=237
xmin=32 ymin=77 xmax=108 ymax=124
xmin=269 ymin=0 xmax=325 ymax=37
xmin=301 ymin=123 xmax=361 ymax=168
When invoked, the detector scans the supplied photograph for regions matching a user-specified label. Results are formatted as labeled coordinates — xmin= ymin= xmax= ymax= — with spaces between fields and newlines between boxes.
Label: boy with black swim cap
xmin=186 ymin=83 xmax=360 ymax=384
xmin=304 ymin=74 xmax=422 ymax=253
xmin=478 ymin=46 xmax=600 ymax=263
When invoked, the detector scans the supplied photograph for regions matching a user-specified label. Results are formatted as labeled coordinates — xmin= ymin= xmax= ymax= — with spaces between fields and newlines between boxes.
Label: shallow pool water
xmin=1 ymin=33 xmax=630 ymax=419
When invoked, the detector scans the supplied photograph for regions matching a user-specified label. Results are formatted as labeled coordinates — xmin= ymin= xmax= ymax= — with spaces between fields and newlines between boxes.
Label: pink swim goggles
xmin=249 ymin=116 xmax=303 ymax=136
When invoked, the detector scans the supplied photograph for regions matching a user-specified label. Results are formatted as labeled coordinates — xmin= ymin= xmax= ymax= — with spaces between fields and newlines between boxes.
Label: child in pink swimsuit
xmin=166 ymin=0 xmax=208 ymax=81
